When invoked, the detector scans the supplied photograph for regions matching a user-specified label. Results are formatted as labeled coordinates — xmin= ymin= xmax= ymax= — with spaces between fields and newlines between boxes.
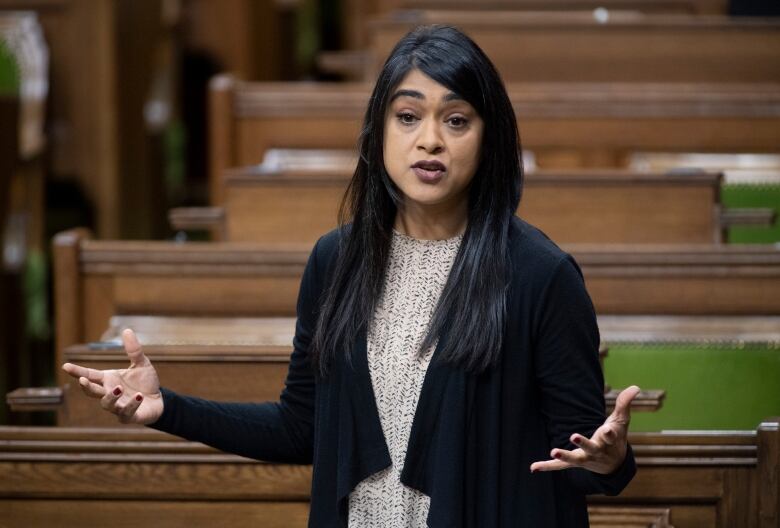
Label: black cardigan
xmin=151 ymin=217 xmax=636 ymax=527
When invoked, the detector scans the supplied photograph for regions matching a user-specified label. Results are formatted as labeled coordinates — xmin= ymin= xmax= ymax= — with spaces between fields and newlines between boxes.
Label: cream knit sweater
xmin=348 ymin=230 xmax=463 ymax=527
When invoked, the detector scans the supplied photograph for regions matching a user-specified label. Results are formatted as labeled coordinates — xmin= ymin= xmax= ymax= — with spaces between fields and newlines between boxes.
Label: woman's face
xmin=383 ymin=69 xmax=484 ymax=214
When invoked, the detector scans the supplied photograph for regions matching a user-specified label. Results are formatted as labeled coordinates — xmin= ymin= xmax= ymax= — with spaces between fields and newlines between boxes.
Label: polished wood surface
xmin=1 ymin=419 xmax=776 ymax=527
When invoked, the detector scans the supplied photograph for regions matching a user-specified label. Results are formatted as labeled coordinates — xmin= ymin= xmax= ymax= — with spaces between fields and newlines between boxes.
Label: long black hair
xmin=311 ymin=25 xmax=523 ymax=376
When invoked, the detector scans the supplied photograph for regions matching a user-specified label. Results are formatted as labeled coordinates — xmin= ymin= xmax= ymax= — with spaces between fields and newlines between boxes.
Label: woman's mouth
xmin=412 ymin=160 xmax=446 ymax=183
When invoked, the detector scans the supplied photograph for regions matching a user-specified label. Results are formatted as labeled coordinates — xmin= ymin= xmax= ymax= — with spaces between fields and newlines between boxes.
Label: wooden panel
xmin=52 ymin=229 xmax=88 ymax=387
xmin=522 ymin=183 xmax=718 ymax=243
xmin=370 ymin=12 xmax=780 ymax=84
xmin=112 ymin=276 xmax=300 ymax=316
xmin=81 ymin=276 xmax=114 ymax=343
xmin=226 ymin=183 xmax=346 ymax=244
xmin=222 ymin=163 xmax=722 ymax=244
xmin=0 ymin=501 xmax=310 ymax=528
xmin=586 ymin=276 xmax=780 ymax=315
xmin=208 ymin=75 xmax=236 ymax=208
xmin=758 ymin=419 xmax=780 ymax=527
xmin=236 ymin=116 xmax=363 ymax=166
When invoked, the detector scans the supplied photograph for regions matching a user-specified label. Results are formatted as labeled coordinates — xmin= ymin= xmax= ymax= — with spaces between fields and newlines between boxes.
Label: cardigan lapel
xmin=400 ymin=319 xmax=465 ymax=492
xmin=335 ymin=326 xmax=392 ymax=505
xmin=335 ymin=321 xmax=466 ymax=523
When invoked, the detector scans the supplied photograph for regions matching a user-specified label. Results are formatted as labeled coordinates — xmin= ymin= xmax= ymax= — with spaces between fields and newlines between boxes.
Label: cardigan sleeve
xmin=147 ymin=236 xmax=324 ymax=464
xmin=533 ymin=255 xmax=636 ymax=496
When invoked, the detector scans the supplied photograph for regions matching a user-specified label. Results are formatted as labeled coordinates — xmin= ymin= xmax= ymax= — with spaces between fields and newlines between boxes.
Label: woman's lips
xmin=412 ymin=161 xmax=446 ymax=184
xmin=412 ymin=166 xmax=445 ymax=183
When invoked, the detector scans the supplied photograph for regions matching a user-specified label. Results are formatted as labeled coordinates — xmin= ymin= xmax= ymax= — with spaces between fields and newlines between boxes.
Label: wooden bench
xmin=52 ymin=229 xmax=780 ymax=373
xmin=207 ymin=78 xmax=780 ymax=203
xmin=1 ymin=418 xmax=776 ymax=527
xmin=197 ymin=153 xmax=734 ymax=244
xmin=50 ymin=229 xmax=309 ymax=390
xmin=342 ymin=0 xmax=729 ymax=49
xmin=388 ymin=0 xmax=724 ymax=13
xmin=361 ymin=11 xmax=780 ymax=84
xmin=18 ymin=313 xmax=659 ymax=427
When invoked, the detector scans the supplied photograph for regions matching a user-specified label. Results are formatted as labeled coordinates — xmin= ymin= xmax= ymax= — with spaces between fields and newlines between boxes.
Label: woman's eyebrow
xmin=389 ymin=89 xmax=424 ymax=103
xmin=389 ymin=89 xmax=464 ymax=104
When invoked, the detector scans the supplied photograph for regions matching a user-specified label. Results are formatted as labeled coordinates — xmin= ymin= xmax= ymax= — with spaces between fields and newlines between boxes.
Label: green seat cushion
xmin=723 ymin=184 xmax=780 ymax=244
xmin=604 ymin=343 xmax=780 ymax=432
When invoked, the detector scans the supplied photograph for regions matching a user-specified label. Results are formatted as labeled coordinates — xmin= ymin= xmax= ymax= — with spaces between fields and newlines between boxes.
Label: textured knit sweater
xmin=348 ymin=230 xmax=462 ymax=527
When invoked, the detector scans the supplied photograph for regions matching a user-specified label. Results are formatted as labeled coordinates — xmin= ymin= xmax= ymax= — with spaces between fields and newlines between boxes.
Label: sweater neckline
xmin=391 ymin=229 xmax=464 ymax=246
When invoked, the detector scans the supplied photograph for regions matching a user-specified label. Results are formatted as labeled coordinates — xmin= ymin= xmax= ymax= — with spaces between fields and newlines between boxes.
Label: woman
xmin=63 ymin=25 xmax=638 ymax=527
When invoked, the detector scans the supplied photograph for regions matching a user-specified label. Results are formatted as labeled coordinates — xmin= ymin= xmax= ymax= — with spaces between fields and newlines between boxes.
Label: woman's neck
xmin=393 ymin=200 xmax=468 ymax=240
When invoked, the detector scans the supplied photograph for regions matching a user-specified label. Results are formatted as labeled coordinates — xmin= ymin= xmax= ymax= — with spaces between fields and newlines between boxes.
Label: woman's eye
xmin=397 ymin=112 xmax=417 ymax=125
xmin=448 ymin=116 xmax=468 ymax=128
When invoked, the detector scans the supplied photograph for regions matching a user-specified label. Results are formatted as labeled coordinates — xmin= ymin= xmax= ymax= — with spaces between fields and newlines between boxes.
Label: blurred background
xmin=1 ymin=0 xmax=779 ymax=432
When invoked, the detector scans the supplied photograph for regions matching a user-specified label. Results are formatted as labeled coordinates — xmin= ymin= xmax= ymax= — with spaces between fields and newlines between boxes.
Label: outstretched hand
xmin=530 ymin=385 xmax=640 ymax=475
xmin=61 ymin=329 xmax=163 ymax=425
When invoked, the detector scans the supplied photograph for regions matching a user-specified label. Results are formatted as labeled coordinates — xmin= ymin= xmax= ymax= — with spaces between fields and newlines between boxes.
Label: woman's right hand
xmin=62 ymin=328 xmax=163 ymax=425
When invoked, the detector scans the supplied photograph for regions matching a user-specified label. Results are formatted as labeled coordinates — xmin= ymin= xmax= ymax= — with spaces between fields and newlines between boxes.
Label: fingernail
xmin=554 ymin=452 xmax=562 ymax=459
xmin=573 ymin=437 xmax=581 ymax=444
xmin=113 ymin=387 xmax=121 ymax=396
xmin=135 ymin=395 xmax=143 ymax=402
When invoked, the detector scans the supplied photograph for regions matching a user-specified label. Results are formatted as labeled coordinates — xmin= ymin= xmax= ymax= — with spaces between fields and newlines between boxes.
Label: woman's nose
xmin=416 ymin=120 xmax=444 ymax=154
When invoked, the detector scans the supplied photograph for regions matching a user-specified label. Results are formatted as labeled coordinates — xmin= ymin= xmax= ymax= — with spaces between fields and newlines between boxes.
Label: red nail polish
xmin=554 ymin=452 xmax=562 ymax=459
xmin=573 ymin=437 xmax=581 ymax=444
xmin=113 ymin=387 xmax=121 ymax=396
xmin=136 ymin=395 xmax=143 ymax=402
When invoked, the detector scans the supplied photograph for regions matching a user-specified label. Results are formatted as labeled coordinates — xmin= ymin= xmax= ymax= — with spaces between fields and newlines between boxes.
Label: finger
xmin=122 ymin=329 xmax=149 ymax=368
xmin=599 ymin=425 xmax=618 ymax=446
xmin=100 ymin=385 xmax=123 ymax=412
xmin=530 ymin=458 xmax=572 ymax=472
xmin=549 ymin=447 xmax=586 ymax=467
xmin=611 ymin=385 xmax=641 ymax=423
xmin=62 ymin=362 xmax=104 ymax=383
xmin=117 ymin=393 xmax=144 ymax=424
xmin=78 ymin=376 xmax=106 ymax=398
xmin=571 ymin=433 xmax=600 ymax=454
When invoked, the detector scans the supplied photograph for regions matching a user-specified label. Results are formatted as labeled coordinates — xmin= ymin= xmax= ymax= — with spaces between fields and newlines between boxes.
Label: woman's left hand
xmin=530 ymin=385 xmax=640 ymax=475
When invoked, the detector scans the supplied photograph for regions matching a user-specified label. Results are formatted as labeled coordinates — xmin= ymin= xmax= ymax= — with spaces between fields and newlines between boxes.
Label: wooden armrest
xmin=6 ymin=387 xmax=64 ymax=411
xmin=720 ymin=207 xmax=777 ymax=227
xmin=168 ymin=206 xmax=225 ymax=231
xmin=606 ymin=389 xmax=665 ymax=413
